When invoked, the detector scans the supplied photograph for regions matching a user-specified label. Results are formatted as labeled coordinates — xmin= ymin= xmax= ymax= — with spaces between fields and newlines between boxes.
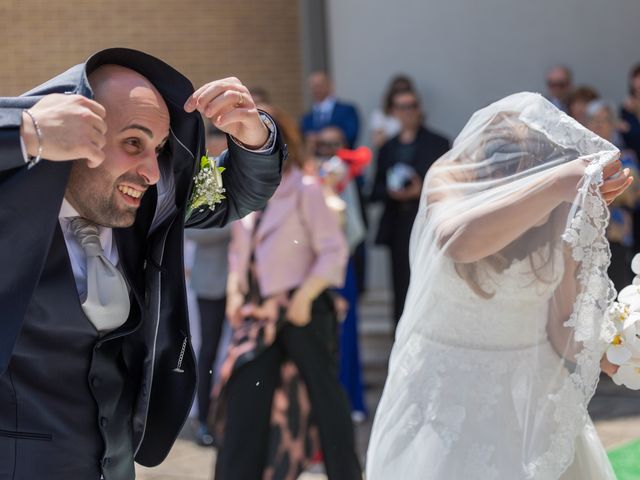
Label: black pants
xmin=197 ymin=297 xmax=226 ymax=425
xmin=215 ymin=295 xmax=361 ymax=480
xmin=609 ymin=242 xmax=633 ymax=293
xmin=389 ymin=212 xmax=414 ymax=325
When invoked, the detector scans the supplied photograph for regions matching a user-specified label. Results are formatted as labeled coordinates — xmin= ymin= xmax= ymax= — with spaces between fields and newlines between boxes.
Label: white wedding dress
xmin=367 ymin=93 xmax=621 ymax=480
xmin=367 ymin=246 xmax=615 ymax=479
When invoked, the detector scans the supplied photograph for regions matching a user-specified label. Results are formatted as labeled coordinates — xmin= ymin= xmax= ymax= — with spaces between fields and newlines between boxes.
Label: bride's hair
xmin=448 ymin=114 xmax=574 ymax=298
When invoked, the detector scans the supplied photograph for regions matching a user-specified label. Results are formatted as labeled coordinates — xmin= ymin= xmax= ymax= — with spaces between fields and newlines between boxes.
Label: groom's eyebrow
xmin=120 ymin=124 xmax=154 ymax=138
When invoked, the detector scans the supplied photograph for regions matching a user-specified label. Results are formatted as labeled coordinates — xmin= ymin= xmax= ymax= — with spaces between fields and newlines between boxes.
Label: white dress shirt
xmin=314 ymin=96 xmax=337 ymax=126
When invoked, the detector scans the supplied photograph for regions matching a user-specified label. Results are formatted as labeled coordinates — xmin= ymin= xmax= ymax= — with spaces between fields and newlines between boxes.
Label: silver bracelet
xmin=23 ymin=109 xmax=43 ymax=169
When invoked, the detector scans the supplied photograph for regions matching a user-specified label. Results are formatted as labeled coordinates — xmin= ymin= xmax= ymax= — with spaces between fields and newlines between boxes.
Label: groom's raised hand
xmin=184 ymin=77 xmax=269 ymax=150
xmin=21 ymin=94 xmax=107 ymax=168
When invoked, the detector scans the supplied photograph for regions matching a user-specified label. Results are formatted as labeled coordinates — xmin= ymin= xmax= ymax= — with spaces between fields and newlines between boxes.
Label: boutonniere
xmin=186 ymin=154 xmax=226 ymax=219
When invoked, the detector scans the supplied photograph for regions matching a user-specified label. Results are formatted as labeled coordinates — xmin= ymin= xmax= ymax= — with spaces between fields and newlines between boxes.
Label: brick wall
xmin=0 ymin=0 xmax=304 ymax=118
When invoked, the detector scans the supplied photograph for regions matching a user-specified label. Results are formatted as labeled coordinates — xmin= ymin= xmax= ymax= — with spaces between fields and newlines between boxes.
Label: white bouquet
xmin=605 ymin=254 xmax=640 ymax=389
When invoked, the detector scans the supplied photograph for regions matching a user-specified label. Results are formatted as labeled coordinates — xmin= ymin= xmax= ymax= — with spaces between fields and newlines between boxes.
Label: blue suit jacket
xmin=301 ymin=100 xmax=360 ymax=148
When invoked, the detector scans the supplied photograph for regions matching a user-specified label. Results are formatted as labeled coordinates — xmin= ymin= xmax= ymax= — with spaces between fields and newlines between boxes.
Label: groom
xmin=0 ymin=48 xmax=284 ymax=479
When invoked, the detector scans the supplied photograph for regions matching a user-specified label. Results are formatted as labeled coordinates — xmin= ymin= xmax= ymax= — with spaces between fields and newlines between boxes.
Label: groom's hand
xmin=184 ymin=78 xmax=269 ymax=150
xmin=21 ymin=94 xmax=107 ymax=167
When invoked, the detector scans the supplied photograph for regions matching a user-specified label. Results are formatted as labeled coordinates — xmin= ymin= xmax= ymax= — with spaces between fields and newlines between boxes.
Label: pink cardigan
xmin=229 ymin=168 xmax=348 ymax=297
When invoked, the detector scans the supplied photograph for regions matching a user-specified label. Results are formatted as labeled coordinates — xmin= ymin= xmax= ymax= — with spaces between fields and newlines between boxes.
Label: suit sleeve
xmin=300 ymin=112 xmax=312 ymax=136
xmin=0 ymin=106 xmax=29 ymax=172
xmin=185 ymin=130 xmax=285 ymax=229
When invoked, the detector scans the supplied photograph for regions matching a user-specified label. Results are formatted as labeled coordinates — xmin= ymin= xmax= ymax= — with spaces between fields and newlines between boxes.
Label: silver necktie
xmin=69 ymin=217 xmax=130 ymax=333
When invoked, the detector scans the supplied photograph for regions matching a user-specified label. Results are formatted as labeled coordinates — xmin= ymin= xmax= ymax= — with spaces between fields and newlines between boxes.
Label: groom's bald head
xmin=88 ymin=65 xmax=169 ymax=120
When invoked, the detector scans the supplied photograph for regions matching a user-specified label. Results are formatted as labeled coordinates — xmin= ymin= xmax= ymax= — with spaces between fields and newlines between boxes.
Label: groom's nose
xmin=136 ymin=151 xmax=161 ymax=186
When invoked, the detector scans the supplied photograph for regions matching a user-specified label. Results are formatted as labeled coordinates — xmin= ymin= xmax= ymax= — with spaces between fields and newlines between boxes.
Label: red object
xmin=311 ymin=449 xmax=324 ymax=464
xmin=335 ymin=146 xmax=372 ymax=179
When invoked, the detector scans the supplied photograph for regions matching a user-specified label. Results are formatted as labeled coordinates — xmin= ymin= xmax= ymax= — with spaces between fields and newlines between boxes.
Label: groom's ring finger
xmin=192 ymin=83 xmax=249 ymax=113
xmin=205 ymin=90 xmax=252 ymax=118
xmin=235 ymin=91 xmax=244 ymax=108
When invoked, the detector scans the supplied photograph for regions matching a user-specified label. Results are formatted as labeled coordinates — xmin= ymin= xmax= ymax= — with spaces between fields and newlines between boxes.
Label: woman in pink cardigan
xmin=214 ymin=105 xmax=362 ymax=480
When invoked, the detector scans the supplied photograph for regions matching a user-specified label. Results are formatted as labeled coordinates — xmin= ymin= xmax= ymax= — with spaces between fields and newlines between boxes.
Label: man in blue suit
xmin=301 ymin=71 xmax=360 ymax=148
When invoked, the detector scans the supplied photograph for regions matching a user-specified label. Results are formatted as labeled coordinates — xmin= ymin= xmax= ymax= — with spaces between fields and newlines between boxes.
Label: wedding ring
xmin=235 ymin=91 xmax=244 ymax=108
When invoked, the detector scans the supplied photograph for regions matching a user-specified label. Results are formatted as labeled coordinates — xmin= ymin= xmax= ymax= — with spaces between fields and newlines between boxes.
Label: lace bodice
xmin=422 ymin=244 xmax=565 ymax=349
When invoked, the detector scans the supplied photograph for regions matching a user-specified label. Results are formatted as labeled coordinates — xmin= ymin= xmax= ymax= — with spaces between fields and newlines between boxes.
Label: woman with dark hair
xmin=214 ymin=104 xmax=361 ymax=480
xmin=567 ymin=85 xmax=599 ymax=125
xmin=369 ymin=74 xmax=415 ymax=148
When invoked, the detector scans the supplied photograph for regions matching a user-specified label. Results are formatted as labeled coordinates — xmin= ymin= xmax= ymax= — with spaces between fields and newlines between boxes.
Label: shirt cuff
xmin=229 ymin=112 xmax=277 ymax=154
xmin=19 ymin=136 xmax=30 ymax=164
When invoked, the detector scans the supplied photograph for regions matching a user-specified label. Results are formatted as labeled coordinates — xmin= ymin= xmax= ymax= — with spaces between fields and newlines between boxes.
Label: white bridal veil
xmin=367 ymin=93 xmax=619 ymax=479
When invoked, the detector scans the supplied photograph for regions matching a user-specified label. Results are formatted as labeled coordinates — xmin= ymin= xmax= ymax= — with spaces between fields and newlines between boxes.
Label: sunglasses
xmin=547 ymin=80 xmax=569 ymax=89
xmin=393 ymin=102 xmax=419 ymax=111
xmin=316 ymin=141 xmax=344 ymax=150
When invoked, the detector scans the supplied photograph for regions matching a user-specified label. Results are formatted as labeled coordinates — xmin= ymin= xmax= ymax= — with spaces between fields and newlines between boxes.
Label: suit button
xmin=102 ymin=457 xmax=111 ymax=468
xmin=91 ymin=377 xmax=102 ymax=388
xmin=100 ymin=416 xmax=109 ymax=427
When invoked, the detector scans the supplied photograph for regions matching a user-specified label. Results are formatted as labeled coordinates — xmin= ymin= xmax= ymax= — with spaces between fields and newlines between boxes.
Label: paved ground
xmin=136 ymin=289 xmax=640 ymax=479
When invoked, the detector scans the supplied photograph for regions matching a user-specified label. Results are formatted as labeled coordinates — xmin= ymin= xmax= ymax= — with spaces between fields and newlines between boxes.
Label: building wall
xmin=0 ymin=0 xmax=304 ymax=117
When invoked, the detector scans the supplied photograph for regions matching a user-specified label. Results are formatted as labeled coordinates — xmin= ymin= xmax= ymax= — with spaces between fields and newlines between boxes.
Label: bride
xmin=366 ymin=92 xmax=633 ymax=479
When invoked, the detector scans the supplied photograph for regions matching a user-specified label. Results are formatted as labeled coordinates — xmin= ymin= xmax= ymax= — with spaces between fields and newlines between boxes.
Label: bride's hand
xmin=601 ymin=356 xmax=619 ymax=377
xmin=559 ymin=159 xmax=632 ymax=204
xmin=600 ymin=161 xmax=633 ymax=205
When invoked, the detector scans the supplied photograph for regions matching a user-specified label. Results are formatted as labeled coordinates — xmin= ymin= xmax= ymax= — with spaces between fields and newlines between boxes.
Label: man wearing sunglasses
xmin=545 ymin=65 xmax=574 ymax=112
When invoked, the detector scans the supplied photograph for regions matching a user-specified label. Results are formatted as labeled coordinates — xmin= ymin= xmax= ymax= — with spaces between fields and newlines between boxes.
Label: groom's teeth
xmin=118 ymin=186 xmax=142 ymax=198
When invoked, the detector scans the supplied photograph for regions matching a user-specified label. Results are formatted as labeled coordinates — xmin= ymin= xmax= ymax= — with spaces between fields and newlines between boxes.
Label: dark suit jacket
xmin=300 ymin=100 xmax=360 ymax=148
xmin=371 ymin=126 xmax=450 ymax=246
xmin=0 ymin=48 xmax=284 ymax=466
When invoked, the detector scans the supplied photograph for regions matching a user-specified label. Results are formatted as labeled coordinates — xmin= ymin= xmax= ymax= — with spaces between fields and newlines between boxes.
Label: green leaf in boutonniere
xmin=186 ymin=153 xmax=226 ymax=220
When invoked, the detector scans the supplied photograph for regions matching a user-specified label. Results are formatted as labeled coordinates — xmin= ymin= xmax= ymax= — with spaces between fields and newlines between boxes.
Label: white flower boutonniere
xmin=186 ymin=154 xmax=226 ymax=219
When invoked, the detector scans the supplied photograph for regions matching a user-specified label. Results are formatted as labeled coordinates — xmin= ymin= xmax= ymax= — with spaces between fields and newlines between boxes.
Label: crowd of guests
xmin=186 ymin=74 xmax=371 ymax=480
xmin=547 ymin=64 xmax=640 ymax=291
xmin=183 ymin=63 xmax=640 ymax=479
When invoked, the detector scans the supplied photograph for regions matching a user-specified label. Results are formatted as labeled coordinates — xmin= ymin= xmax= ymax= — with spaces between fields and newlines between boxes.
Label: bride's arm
xmin=434 ymin=159 xmax=629 ymax=264
xmin=546 ymin=247 xmax=579 ymax=361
